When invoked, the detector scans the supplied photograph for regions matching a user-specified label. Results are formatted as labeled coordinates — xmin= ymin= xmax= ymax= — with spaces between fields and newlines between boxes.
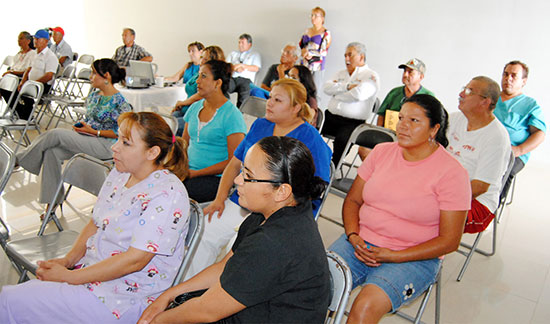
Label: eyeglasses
xmin=461 ymin=87 xmax=488 ymax=98
xmin=241 ymin=166 xmax=282 ymax=185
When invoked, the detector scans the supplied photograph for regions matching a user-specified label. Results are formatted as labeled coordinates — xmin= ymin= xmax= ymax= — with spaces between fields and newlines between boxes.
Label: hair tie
xmin=172 ymin=134 xmax=176 ymax=144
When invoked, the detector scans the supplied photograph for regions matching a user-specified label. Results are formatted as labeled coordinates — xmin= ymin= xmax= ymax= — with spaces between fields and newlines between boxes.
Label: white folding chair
xmin=0 ymin=142 xmax=16 ymax=251
xmin=1 ymin=153 xmax=111 ymax=283
xmin=0 ymin=81 xmax=44 ymax=154
xmin=456 ymin=151 xmax=516 ymax=281
xmin=315 ymin=108 xmax=325 ymax=132
xmin=325 ymin=250 xmax=353 ymax=324
xmin=0 ymin=74 xmax=21 ymax=117
xmin=171 ymin=199 xmax=205 ymax=286
xmin=0 ymin=55 xmax=14 ymax=75
xmin=367 ymin=97 xmax=381 ymax=125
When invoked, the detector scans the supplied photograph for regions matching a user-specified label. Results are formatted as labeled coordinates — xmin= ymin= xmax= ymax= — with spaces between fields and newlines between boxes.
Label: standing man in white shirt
xmin=48 ymin=27 xmax=73 ymax=69
xmin=321 ymin=42 xmax=380 ymax=165
xmin=447 ymin=76 xmax=511 ymax=233
xmin=227 ymin=33 xmax=262 ymax=83
xmin=12 ymin=29 xmax=58 ymax=119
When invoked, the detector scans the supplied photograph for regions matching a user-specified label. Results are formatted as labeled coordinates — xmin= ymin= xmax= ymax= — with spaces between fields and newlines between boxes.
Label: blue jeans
xmin=329 ymin=234 xmax=441 ymax=311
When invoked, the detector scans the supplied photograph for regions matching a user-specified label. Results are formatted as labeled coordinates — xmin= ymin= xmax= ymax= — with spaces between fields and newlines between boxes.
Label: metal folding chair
xmin=325 ymin=251 xmax=353 ymax=324
xmin=315 ymin=108 xmax=325 ymax=132
xmin=0 ymin=55 xmax=14 ymax=75
xmin=240 ymin=96 xmax=266 ymax=119
xmin=0 ymin=81 xmax=44 ymax=154
xmin=159 ymin=113 xmax=179 ymax=135
xmin=1 ymin=153 xmax=111 ymax=283
xmin=456 ymin=151 xmax=516 ymax=281
xmin=171 ymin=199 xmax=205 ymax=285
xmin=0 ymin=74 xmax=21 ymax=117
xmin=315 ymin=162 xmax=334 ymax=221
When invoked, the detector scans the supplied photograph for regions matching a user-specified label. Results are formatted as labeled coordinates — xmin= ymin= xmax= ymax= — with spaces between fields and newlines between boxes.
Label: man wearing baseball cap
xmin=49 ymin=26 xmax=73 ymax=68
xmin=376 ymin=58 xmax=434 ymax=126
xmin=9 ymin=29 xmax=58 ymax=119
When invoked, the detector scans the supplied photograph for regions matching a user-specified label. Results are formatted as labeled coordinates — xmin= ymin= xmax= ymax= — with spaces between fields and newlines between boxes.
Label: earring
xmin=104 ymin=80 xmax=109 ymax=85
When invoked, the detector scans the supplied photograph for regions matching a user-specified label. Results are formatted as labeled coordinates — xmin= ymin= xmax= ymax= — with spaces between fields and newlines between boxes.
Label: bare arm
xmin=376 ymin=115 xmax=384 ymax=127
xmin=72 ymin=121 xmax=117 ymax=139
xmin=176 ymin=93 xmax=203 ymax=109
xmin=34 ymin=72 xmax=54 ymax=85
xmin=59 ymin=56 xmax=67 ymax=65
xmin=471 ymin=179 xmax=490 ymax=199
xmin=512 ymin=126 xmax=545 ymax=157
xmin=17 ymin=68 xmax=31 ymax=90
xmin=140 ymin=56 xmax=153 ymax=62
xmin=166 ymin=65 xmax=187 ymax=82
xmin=203 ymin=156 xmax=242 ymax=219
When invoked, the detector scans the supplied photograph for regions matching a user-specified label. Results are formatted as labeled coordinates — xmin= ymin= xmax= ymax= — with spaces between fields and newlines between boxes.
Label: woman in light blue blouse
xmin=182 ymin=59 xmax=246 ymax=203
xmin=16 ymin=58 xmax=132 ymax=218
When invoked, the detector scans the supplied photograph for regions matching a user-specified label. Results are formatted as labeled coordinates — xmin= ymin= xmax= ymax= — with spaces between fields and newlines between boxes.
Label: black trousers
xmin=501 ymin=156 xmax=525 ymax=200
xmin=183 ymin=175 xmax=222 ymax=203
xmin=0 ymin=84 xmax=51 ymax=120
xmin=321 ymin=110 xmax=364 ymax=166
xmin=228 ymin=77 xmax=250 ymax=108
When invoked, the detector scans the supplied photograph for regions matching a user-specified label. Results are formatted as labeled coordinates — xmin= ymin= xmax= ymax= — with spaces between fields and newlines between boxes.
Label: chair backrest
xmin=0 ymin=56 xmax=14 ymax=75
xmin=73 ymin=52 xmax=79 ymax=61
xmin=0 ymin=142 xmax=15 ymax=244
xmin=498 ymin=151 xmax=516 ymax=205
xmin=315 ymin=108 xmax=325 ymax=132
xmin=38 ymin=153 xmax=112 ymax=235
xmin=78 ymin=54 xmax=95 ymax=65
xmin=159 ymin=113 xmax=178 ymax=135
xmin=172 ymin=199 xmax=205 ymax=286
xmin=18 ymin=81 xmax=44 ymax=102
xmin=354 ymin=124 xmax=397 ymax=150
xmin=240 ymin=96 xmax=266 ymax=119
xmin=325 ymin=250 xmax=352 ymax=324
xmin=368 ymin=97 xmax=381 ymax=124
xmin=315 ymin=161 xmax=334 ymax=221
xmin=0 ymin=74 xmax=21 ymax=113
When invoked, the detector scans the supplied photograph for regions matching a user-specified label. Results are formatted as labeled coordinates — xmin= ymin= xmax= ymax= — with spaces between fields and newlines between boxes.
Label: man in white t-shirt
xmin=447 ymin=76 xmax=511 ymax=233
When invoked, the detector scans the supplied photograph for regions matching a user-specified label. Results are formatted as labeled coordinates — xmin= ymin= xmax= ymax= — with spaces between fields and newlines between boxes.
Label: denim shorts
xmin=329 ymin=234 xmax=441 ymax=311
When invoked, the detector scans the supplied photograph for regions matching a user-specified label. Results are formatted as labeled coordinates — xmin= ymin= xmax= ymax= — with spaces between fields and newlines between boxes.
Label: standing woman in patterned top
xmin=1 ymin=112 xmax=190 ymax=324
xmin=299 ymin=7 xmax=332 ymax=86
xmin=16 ymin=58 xmax=132 ymax=219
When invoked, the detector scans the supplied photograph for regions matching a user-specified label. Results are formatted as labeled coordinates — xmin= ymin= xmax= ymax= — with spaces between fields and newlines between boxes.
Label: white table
xmin=116 ymin=84 xmax=187 ymax=112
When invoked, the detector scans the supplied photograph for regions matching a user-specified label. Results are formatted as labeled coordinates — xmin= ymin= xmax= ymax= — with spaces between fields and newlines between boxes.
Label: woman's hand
xmin=188 ymin=169 xmax=197 ymax=179
xmin=38 ymin=257 xmax=72 ymax=269
xmin=138 ymin=294 xmax=172 ymax=324
xmin=36 ymin=260 xmax=73 ymax=282
xmin=203 ymin=198 xmax=226 ymax=222
xmin=73 ymin=121 xmax=95 ymax=135
xmin=172 ymin=101 xmax=184 ymax=113
xmin=348 ymin=235 xmax=378 ymax=267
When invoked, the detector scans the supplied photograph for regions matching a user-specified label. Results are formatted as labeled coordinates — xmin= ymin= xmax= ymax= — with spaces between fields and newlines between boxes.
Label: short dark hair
xmin=239 ymin=33 xmax=252 ymax=44
xmin=203 ymin=60 xmax=232 ymax=95
xmin=504 ymin=60 xmax=529 ymax=79
xmin=257 ymin=136 xmax=326 ymax=205
xmin=92 ymin=58 xmax=126 ymax=84
xmin=472 ymin=76 xmax=501 ymax=110
xmin=293 ymin=65 xmax=317 ymax=100
xmin=403 ymin=94 xmax=449 ymax=147
xmin=123 ymin=28 xmax=136 ymax=36
xmin=20 ymin=31 xmax=34 ymax=49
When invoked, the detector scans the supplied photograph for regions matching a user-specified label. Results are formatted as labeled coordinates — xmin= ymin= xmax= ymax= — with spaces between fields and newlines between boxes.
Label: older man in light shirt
xmin=227 ymin=33 xmax=262 ymax=83
xmin=48 ymin=27 xmax=73 ymax=68
xmin=321 ymin=42 xmax=380 ymax=165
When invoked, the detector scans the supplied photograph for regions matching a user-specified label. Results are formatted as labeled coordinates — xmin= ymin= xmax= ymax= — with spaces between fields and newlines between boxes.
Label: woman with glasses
xmin=139 ymin=136 xmax=330 ymax=324
xmin=184 ymin=78 xmax=331 ymax=280
xmin=329 ymin=94 xmax=471 ymax=323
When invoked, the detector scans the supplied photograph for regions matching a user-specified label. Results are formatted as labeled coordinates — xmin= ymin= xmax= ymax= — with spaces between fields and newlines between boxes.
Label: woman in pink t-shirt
xmin=329 ymin=94 xmax=471 ymax=323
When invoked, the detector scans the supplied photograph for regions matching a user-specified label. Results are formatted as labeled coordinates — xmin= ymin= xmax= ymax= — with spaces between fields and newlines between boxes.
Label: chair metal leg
xmin=505 ymin=177 xmax=516 ymax=206
xmin=435 ymin=271 xmax=441 ymax=324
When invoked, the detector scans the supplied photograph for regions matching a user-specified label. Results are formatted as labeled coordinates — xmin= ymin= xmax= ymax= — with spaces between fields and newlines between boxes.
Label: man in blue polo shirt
xmin=494 ymin=60 xmax=546 ymax=193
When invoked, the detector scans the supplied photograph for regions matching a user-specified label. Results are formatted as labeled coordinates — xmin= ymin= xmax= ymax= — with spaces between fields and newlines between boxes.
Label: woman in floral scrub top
xmin=0 ymin=112 xmax=191 ymax=323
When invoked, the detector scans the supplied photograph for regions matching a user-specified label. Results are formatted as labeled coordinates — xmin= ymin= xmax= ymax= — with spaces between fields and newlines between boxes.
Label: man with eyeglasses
xmin=376 ymin=58 xmax=434 ymax=127
xmin=227 ymin=33 xmax=262 ymax=83
xmin=494 ymin=61 xmax=546 ymax=193
xmin=447 ymin=76 xmax=511 ymax=233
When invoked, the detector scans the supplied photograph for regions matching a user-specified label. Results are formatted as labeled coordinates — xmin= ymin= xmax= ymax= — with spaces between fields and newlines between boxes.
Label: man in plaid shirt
xmin=112 ymin=28 xmax=152 ymax=67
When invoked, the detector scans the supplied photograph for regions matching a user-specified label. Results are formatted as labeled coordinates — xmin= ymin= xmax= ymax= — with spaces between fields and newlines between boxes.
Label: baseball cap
xmin=398 ymin=58 xmax=426 ymax=74
xmin=33 ymin=29 xmax=50 ymax=39
xmin=51 ymin=27 xmax=65 ymax=36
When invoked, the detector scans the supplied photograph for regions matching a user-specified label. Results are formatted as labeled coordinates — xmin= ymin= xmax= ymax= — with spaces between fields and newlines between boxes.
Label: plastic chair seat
xmin=5 ymin=230 xmax=79 ymax=273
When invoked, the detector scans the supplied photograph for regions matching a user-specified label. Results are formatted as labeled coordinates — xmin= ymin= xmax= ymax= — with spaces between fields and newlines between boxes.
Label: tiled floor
xmin=1 ymin=125 xmax=549 ymax=323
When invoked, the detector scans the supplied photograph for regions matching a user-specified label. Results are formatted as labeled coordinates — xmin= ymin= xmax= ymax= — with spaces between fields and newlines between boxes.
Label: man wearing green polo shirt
xmin=376 ymin=58 xmax=434 ymax=126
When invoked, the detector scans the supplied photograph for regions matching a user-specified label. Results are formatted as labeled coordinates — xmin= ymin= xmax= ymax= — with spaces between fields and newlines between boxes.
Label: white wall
xmin=3 ymin=0 xmax=549 ymax=163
